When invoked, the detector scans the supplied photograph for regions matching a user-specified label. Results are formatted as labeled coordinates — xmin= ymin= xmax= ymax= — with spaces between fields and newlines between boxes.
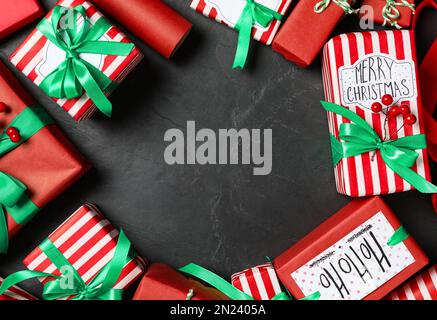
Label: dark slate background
xmin=0 ymin=0 xmax=436 ymax=298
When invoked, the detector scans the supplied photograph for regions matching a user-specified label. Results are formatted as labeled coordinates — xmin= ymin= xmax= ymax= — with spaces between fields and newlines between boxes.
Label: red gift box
xmin=386 ymin=265 xmax=437 ymax=300
xmin=274 ymin=197 xmax=428 ymax=300
xmin=23 ymin=204 xmax=146 ymax=300
xmin=91 ymin=0 xmax=192 ymax=59
xmin=0 ymin=60 xmax=89 ymax=242
xmin=0 ymin=0 xmax=44 ymax=40
xmin=360 ymin=0 xmax=415 ymax=29
xmin=9 ymin=0 xmax=143 ymax=121
xmin=322 ymin=30 xmax=431 ymax=197
xmin=0 ymin=277 xmax=36 ymax=300
xmin=133 ymin=263 xmax=229 ymax=300
xmin=272 ymin=0 xmax=352 ymax=68
xmin=231 ymin=263 xmax=283 ymax=300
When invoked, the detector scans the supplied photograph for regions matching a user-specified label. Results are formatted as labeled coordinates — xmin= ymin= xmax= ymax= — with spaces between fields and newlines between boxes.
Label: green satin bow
xmin=179 ymin=263 xmax=290 ymax=300
xmin=233 ymin=0 xmax=283 ymax=69
xmin=0 ymin=106 xmax=54 ymax=254
xmin=37 ymin=5 xmax=135 ymax=117
xmin=322 ymin=101 xmax=437 ymax=194
xmin=0 ymin=229 xmax=133 ymax=300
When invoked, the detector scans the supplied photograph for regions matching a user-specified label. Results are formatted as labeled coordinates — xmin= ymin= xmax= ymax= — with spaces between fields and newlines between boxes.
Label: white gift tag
xmin=205 ymin=0 xmax=281 ymax=29
xmin=339 ymin=53 xmax=417 ymax=110
xmin=291 ymin=212 xmax=415 ymax=300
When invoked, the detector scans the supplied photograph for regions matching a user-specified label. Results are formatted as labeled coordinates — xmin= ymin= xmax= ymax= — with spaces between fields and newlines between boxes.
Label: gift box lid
xmin=274 ymin=197 xmax=429 ymax=300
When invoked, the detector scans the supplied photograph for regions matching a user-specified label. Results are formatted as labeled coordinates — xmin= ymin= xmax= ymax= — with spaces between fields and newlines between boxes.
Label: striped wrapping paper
xmin=9 ymin=0 xmax=143 ymax=121
xmin=231 ymin=263 xmax=283 ymax=300
xmin=22 ymin=204 xmax=146 ymax=300
xmin=322 ymin=30 xmax=431 ymax=197
xmin=387 ymin=265 xmax=437 ymax=300
xmin=190 ymin=0 xmax=291 ymax=45
xmin=0 ymin=277 xmax=37 ymax=300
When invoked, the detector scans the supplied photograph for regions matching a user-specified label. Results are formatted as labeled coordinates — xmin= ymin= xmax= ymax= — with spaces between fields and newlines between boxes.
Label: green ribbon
xmin=179 ymin=263 xmax=291 ymax=300
xmin=314 ymin=0 xmax=358 ymax=14
xmin=0 ymin=106 xmax=54 ymax=254
xmin=322 ymin=101 xmax=437 ymax=194
xmin=300 ymin=291 xmax=321 ymax=300
xmin=0 ymin=229 xmax=133 ymax=300
xmin=37 ymin=5 xmax=135 ymax=117
xmin=382 ymin=0 xmax=415 ymax=29
xmin=387 ymin=226 xmax=410 ymax=246
xmin=233 ymin=0 xmax=283 ymax=69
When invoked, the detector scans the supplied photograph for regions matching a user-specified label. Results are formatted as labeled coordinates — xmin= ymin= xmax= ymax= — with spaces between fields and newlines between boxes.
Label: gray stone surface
xmin=0 ymin=0 xmax=435 ymax=298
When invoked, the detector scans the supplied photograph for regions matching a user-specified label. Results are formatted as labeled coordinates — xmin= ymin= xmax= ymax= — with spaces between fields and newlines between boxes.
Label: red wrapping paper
xmin=91 ymin=0 xmax=192 ymax=59
xmin=0 ymin=60 xmax=90 ymax=239
xmin=272 ymin=0 xmax=348 ymax=68
xmin=360 ymin=0 xmax=415 ymax=29
xmin=386 ymin=265 xmax=437 ymax=300
xmin=23 ymin=204 xmax=146 ymax=300
xmin=133 ymin=263 xmax=229 ymax=300
xmin=0 ymin=277 xmax=37 ymax=300
xmin=0 ymin=0 xmax=44 ymax=40
xmin=274 ymin=197 xmax=428 ymax=300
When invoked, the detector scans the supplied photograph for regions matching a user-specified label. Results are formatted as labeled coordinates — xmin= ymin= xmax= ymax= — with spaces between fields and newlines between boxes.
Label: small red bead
xmin=405 ymin=114 xmax=417 ymax=125
xmin=400 ymin=104 xmax=411 ymax=115
xmin=371 ymin=102 xmax=383 ymax=113
xmin=387 ymin=106 xmax=400 ymax=118
xmin=0 ymin=102 xmax=6 ymax=112
xmin=6 ymin=127 xmax=19 ymax=137
xmin=9 ymin=133 xmax=21 ymax=143
xmin=381 ymin=94 xmax=394 ymax=106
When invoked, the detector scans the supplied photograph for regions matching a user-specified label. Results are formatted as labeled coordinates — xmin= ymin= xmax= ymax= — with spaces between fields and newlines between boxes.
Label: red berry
xmin=381 ymin=94 xmax=394 ymax=106
xmin=371 ymin=102 xmax=383 ymax=113
xmin=405 ymin=114 xmax=417 ymax=125
xmin=0 ymin=102 xmax=6 ymax=112
xmin=9 ymin=133 xmax=21 ymax=143
xmin=387 ymin=106 xmax=400 ymax=118
xmin=400 ymin=104 xmax=411 ymax=115
xmin=6 ymin=127 xmax=19 ymax=136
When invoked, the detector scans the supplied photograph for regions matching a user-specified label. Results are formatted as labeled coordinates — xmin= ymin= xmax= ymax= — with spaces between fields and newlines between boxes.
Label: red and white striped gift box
xmin=0 ymin=277 xmax=37 ymax=300
xmin=9 ymin=0 xmax=143 ymax=121
xmin=22 ymin=204 xmax=146 ymax=300
xmin=322 ymin=30 xmax=431 ymax=197
xmin=231 ymin=263 xmax=283 ymax=300
xmin=190 ymin=0 xmax=291 ymax=45
xmin=387 ymin=265 xmax=437 ymax=300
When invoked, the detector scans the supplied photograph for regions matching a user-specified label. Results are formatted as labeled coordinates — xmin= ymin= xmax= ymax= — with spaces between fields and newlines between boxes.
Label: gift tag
xmin=291 ymin=212 xmax=415 ymax=300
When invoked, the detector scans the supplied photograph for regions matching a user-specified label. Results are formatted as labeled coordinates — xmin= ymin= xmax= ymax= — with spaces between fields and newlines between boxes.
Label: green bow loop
xmin=179 ymin=263 xmax=254 ymax=300
xmin=387 ymin=226 xmax=410 ymax=246
xmin=314 ymin=0 xmax=358 ymax=15
xmin=322 ymin=101 xmax=437 ymax=194
xmin=0 ymin=229 xmax=133 ymax=300
xmin=37 ymin=5 xmax=135 ymax=117
xmin=382 ymin=0 xmax=415 ymax=29
xmin=233 ymin=0 xmax=283 ymax=69
xmin=300 ymin=291 xmax=321 ymax=300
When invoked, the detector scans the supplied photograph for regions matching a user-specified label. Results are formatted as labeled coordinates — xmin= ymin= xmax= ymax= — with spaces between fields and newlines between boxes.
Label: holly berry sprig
xmin=370 ymin=94 xmax=417 ymax=141
xmin=0 ymin=101 xmax=22 ymax=143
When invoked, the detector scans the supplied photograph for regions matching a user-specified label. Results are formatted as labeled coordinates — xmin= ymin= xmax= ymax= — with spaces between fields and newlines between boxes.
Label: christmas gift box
xmin=133 ymin=263 xmax=229 ymax=300
xmin=231 ymin=263 xmax=285 ymax=300
xmin=0 ymin=204 xmax=146 ymax=300
xmin=91 ymin=0 xmax=192 ymax=59
xmin=0 ymin=277 xmax=36 ymax=300
xmin=9 ymin=0 xmax=143 ymax=121
xmin=272 ymin=0 xmax=357 ymax=68
xmin=0 ymin=0 xmax=44 ymax=40
xmin=321 ymin=30 xmax=436 ymax=197
xmin=360 ymin=0 xmax=415 ymax=29
xmin=386 ymin=265 xmax=437 ymax=300
xmin=274 ymin=197 xmax=429 ymax=300
xmin=190 ymin=0 xmax=292 ymax=68
xmin=0 ymin=60 xmax=89 ymax=254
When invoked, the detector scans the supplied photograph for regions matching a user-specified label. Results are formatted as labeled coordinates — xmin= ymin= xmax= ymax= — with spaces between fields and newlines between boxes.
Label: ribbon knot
xmin=382 ymin=0 xmax=415 ymax=29
xmin=36 ymin=5 xmax=135 ymax=117
xmin=232 ymin=0 xmax=283 ymax=69
xmin=314 ymin=0 xmax=358 ymax=15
